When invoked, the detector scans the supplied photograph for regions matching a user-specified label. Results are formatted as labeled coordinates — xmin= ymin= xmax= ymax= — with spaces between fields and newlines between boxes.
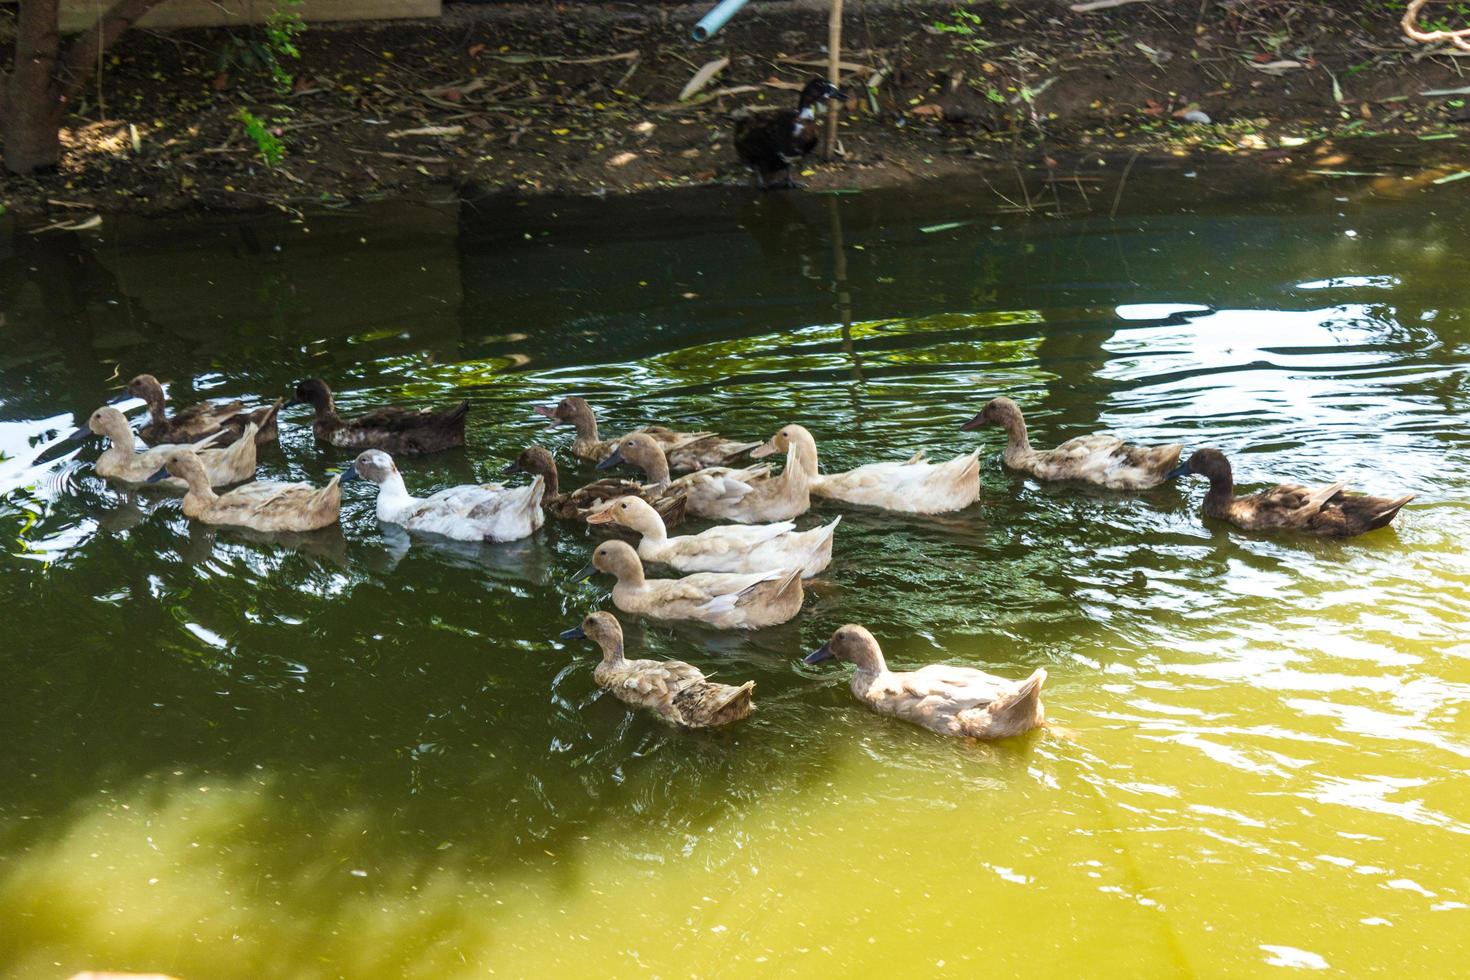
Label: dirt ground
xmin=2 ymin=0 xmax=1469 ymax=218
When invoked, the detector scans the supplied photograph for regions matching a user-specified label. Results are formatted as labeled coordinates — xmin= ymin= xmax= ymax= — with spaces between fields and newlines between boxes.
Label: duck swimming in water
xmin=805 ymin=625 xmax=1048 ymax=741
xmin=733 ymin=77 xmax=846 ymax=190
xmin=148 ymin=449 xmax=344 ymax=532
xmin=505 ymin=445 xmax=689 ymax=529
xmin=345 ymin=449 xmax=544 ymax=543
xmin=588 ymin=494 xmax=839 ymax=578
xmin=962 ymin=396 xmax=1183 ymax=490
xmin=753 ymin=424 xmax=980 ymax=515
xmin=560 ymin=611 xmax=755 ymax=728
xmin=34 ymin=406 xmax=256 ymax=489
xmin=1169 ymin=448 xmax=1413 ymax=537
xmin=290 ymin=378 xmax=469 ymax=457
xmin=535 ymin=396 xmax=757 ymax=471
xmin=573 ymin=539 xmax=803 ymax=630
xmin=126 ymin=373 xmax=281 ymax=447
xmin=599 ymin=430 xmax=803 ymax=524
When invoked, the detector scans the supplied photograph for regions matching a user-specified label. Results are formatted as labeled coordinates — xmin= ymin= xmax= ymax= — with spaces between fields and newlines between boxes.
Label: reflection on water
xmin=1 ymin=162 xmax=1469 ymax=977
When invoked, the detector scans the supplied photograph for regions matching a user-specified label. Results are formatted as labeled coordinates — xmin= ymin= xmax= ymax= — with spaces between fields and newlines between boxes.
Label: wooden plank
xmin=59 ymin=0 xmax=441 ymax=33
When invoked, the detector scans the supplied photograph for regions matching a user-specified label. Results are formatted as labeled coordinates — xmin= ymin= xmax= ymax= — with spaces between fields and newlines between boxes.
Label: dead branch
xmin=1402 ymin=0 xmax=1470 ymax=52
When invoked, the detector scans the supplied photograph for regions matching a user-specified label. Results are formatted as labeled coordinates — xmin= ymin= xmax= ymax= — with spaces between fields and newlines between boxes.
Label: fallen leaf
xmin=911 ymin=103 xmax=944 ymax=118
xmin=680 ymin=57 xmax=729 ymax=102
xmin=608 ymin=151 xmax=638 ymax=167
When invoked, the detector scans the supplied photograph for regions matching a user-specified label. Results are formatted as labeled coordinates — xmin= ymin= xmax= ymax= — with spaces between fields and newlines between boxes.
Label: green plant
xmin=215 ymin=0 xmax=305 ymax=94
xmin=237 ymin=109 xmax=285 ymax=166
xmin=931 ymin=3 xmax=990 ymax=54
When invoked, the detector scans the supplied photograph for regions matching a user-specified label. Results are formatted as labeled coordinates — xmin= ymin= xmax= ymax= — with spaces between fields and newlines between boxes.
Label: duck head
xmin=289 ymin=378 xmax=336 ymax=414
xmin=146 ymin=449 xmax=209 ymax=490
xmin=960 ymin=396 xmax=1023 ymax=432
xmin=750 ymin=423 xmax=818 ymax=475
xmin=343 ymin=448 xmax=397 ymax=485
xmin=125 ymin=373 xmax=166 ymax=405
xmin=570 ymin=538 xmax=643 ymax=585
xmin=534 ymin=396 xmax=595 ymax=432
xmin=798 ymin=77 xmax=847 ymax=110
xmin=805 ymin=624 xmax=887 ymax=672
xmin=503 ymin=445 xmax=560 ymax=496
xmin=559 ymin=610 xmax=624 ymax=661
xmin=1167 ymin=447 xmax=1232 ymax=485
xmin=597 ymin=432 xmax=667 ymax=481
xmin=586 ymin=495 xmax=660 ymax=532
xmin=33 ymin=405 xmax=131 ymax=463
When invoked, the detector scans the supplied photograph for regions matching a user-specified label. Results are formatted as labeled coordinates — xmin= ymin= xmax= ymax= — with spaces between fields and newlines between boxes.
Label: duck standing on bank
xmin=504 ymin=445 xmax=689 ymax=529
xmin=733 ymin=77 xmax=846 ymax=190
xmin=1168 ymin=448 xmax=1413 ymax=537
xmin=535 ymin=396 xmax=757 ymax=471
xmin=805 ymin=625 xmax=1048 ymax=741
xmin=753 ymin=424 xmax=980 ymax=515
xmin=588 ymin=495 xmax=839 ymax=578
xmin=33 ymin=407 xmax=257 ymax=489
xmin=147 ymin=449 xmax=344 ymax=532
xmin=573 ymin=539 xmax=803 ymax=629
xmin=962 ymin=397 xmax=1182 ymax=490
xmin=344 ymin=449 xmax=544 ymax=543
xmin=599 ymin=431 xmax=798 ymax=523
xmin=559 ymin=611 xmax=755 ymax=728
xmin=290 ymin=378 xmax=469 ymax=456
xmin=126 ymin=373 xmax=281 ymax=447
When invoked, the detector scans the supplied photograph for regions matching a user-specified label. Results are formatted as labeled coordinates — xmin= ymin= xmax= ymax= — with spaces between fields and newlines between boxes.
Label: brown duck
xmin=559 ymin=611 xmax=755 ymax=728
xmin=290 ymin=378 xmax=469 ymax=456
xmin=1169 ymin=448 xmax=1413 ymax=537
xmin=535 ymin=395 xmax=758 ymax=471
xmin=127 ymin=373 xmax=281 ymax=447
xmin=504 ymin=445 xmax=688 ymax=529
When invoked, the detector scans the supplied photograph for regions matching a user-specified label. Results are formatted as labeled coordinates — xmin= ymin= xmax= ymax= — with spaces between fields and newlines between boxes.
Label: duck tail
xmin=442 ymin=400 xmax=472 ymax=430
xmin=989 ymin=668 xmax=1047 ymax=736
xmin=1357 ymin=492 xmax=1414 ymax=531
xmin=710 ymin=680 xmax=756 ymax=722
xmin=255 ymin=398 xmax=284 ymax=442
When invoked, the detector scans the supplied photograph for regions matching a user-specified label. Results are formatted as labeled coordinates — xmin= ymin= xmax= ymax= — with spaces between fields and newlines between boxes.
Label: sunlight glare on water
xmin=1 ymin=162 xmax=1468 ymax=977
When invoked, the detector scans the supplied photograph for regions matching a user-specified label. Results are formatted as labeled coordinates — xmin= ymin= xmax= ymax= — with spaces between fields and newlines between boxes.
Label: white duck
xmin=961 ymin=396 xmax=1182 ymax=490
xmin=587 ymin=495 xmax=838 ymax=578
xmin=148 ymin=449 xmax=343 ymax=532
xmin=806 ymin=625 xmax=1047 ymax=740
xmin=754 ymin=424 xmax=980 ymax=515
xmin=38 ymin=406 xmax=257 ymax=489
xmin=599 ymin=430 xmax=809 ymax=524
xmin=344 ymin=449 xmax=545 ymax=542
xmin=572 ymin=539 xmax=803 ymax=630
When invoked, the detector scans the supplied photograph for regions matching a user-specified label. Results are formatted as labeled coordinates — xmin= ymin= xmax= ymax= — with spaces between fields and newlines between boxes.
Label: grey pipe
xmin=692 ymin=0 xmax=753 ymax=41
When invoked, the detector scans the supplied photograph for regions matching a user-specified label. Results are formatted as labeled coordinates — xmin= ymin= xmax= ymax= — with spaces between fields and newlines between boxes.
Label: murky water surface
xmin=2 ymin=158 xmax=1468 ymax=977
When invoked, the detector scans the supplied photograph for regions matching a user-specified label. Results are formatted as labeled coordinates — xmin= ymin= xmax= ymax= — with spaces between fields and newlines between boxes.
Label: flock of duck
xmin=37 ymin=375 xmax=1415 ymax=739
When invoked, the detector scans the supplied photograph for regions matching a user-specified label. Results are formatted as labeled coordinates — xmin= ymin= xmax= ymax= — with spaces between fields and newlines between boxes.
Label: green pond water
xmin=1 ymin=156 xmax=1468 ymax=978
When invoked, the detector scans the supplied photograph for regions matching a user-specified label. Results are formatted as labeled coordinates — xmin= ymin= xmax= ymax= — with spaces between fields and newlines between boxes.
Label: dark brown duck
xmin=128 ymin=373 xmax=281 ymax=447
xmin=290 ymin=378 xmax=469 ymax=456
xmin=1170 ymin=448 xmax=1413 ymax=537
xmin=505 ymin=445 xmax=688 ymax=530
xmin=733 ymin=77 xmax=845 ymax=190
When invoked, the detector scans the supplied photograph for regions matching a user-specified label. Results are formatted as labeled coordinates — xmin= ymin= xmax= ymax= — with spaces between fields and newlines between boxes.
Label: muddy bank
xmin=1 ymin=0 xmax=1468 ymax=218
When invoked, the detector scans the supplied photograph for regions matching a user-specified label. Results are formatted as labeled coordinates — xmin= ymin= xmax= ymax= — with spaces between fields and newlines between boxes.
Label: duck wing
xmin=671 ymin=678 xmax=755 ymax=727
xmin=352 ymin=400 xmax=471 ymax=432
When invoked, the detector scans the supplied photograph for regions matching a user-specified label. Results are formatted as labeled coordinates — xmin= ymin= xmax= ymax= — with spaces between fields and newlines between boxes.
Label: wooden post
xmin=823 ymin=0 xmax=844 ymax=160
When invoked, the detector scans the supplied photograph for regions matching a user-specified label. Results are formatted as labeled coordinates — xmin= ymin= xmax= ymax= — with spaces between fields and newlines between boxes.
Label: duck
xmin=535 ymin=395 xmax=758 ymax=471
xmin=1168 ymin=448 xmax=1413 ymax=537
xmin=756 ymin=424 xmax=980 ymax=515
xmin=504 ymin=445 xmax=689 ymax=529
xmin=126 ymin=373 xmax=281 ymax=447
xmin=344 ymin=449 xmax=544 ymax=542
xmin=962 ymin=396 xmax=1183 ymax=490
xmin=290 ymin=378 xmax=469 ymax=456
xmin=599 ymin=430 xmax=806 ymax=524
xmin=34 ymin=406 xmax=257 ymax=489
xmin=147 ymin=449 xmax=344 ymax=532
xmin=805 ymin=625 xmax=1047 ymax=741
xmin=559 ymin=611 xmax=755 ymax=728
xmin=572 ymin=539 xmax=803 ymax=630
xmin=733 ymin=77 xmax=846 ymax=190
xmin=587 ymin=494 xmax=839 ymax=578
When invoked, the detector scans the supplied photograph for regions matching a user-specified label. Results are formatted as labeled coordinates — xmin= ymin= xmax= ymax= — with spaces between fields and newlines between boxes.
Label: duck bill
xmin=1164 ymin=461 xmax=1192 ymax=480
xmin=803 ymin=642 xmax=834 ymax=664
xmin=501 ymin=459 xmax=523 ymax=475
xmin=338 ymin=463 xmax=361 ymax=484
xmin=570 ymin=561 xmax=597 ymax=583
xmin=585 ymin=507 xmax=616 ymax=526
xmin=534 ymin=405 xmax=564 ymax=430
xmin=959 ymin=414 xmax=988 ymax=432
xmin=559 ymin=624 xmax=587 ymax=641
xmin=32 ymin=426 xmax=93 ymax=464
xmin=145 ymin=466 xmax=172 ymax=484
xmin=284 ymin=397 xmax=303 ymax=408
xmin=105 ymin=390 xmax=131 ymax=406
xmin=749 ymin=440 xmax=778 ymax=459
xmin=595 ymin=447 xmax=626 ymax=471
